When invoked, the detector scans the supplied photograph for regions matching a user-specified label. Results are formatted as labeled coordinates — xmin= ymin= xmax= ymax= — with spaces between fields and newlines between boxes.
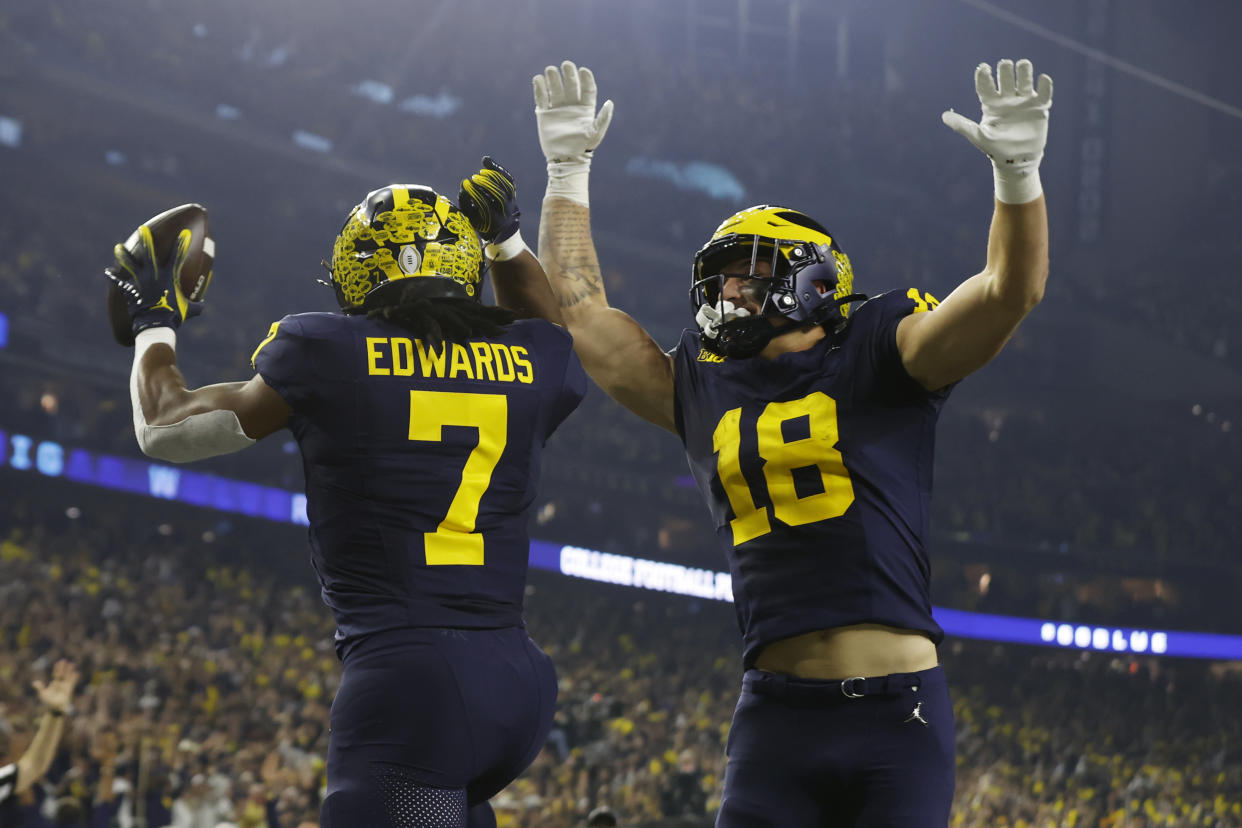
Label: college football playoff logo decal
xmin=399 ymin=245 xmax=422 ymax=275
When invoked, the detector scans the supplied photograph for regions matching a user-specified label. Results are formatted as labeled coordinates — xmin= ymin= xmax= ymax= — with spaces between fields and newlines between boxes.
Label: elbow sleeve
xmin=135 ymin=409 xmax=256 ymax=463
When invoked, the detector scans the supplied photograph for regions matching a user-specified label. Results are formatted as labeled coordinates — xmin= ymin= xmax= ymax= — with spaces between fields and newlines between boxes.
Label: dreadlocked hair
xmin=365 ymin=281 xmax=516 ymax=347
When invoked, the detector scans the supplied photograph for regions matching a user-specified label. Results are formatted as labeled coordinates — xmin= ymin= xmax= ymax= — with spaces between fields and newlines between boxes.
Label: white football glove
xmin=942 ymin=59 xmax=1053 ymax=204
xmin=532 ymin=60 xmax=614 ymax=207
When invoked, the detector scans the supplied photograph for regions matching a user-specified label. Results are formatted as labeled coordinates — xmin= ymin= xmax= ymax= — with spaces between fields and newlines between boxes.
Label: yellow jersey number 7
xmin=712 ymin=391 xmax=855 ymax=546
xmin=408 ymin=390 xmax=507 ymax=566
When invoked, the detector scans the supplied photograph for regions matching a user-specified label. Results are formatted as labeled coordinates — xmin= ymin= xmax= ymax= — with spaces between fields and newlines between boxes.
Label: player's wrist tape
xmin=993 ymin=165 xmax=1043 ymax=205
xmin=486 ymin=231 xmax=529 ymax=262
xmin=545 ymin=160 xmax=591 ymax=207
xmin=131 ymin=329 xmax=256 ymax=463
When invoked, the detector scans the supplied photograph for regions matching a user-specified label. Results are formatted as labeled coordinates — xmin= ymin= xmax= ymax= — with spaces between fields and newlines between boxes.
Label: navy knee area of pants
xmin=322 ymin=775 xmax=466 ymax=828
xmin=325 ymin=626 xmax=556 ymax=821
xmin=321 ymin=770 xmax=498 ymax=828
xmin=719 ymin=666 xmax=955 ymax=828
xmin=322 ymin=770 xmax=501 ymax=828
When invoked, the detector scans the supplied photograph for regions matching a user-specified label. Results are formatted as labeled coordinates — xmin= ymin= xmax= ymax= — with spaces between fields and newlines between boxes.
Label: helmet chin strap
xmin=702 ymin=315 xmax=780 ymax=358
xmin=808 ymin=292 xmax=869 ymax=330
xmin=695 ymin=300 xmax=751 ymax=339
xmin=698 ymin=299 xmax=772 ymax=358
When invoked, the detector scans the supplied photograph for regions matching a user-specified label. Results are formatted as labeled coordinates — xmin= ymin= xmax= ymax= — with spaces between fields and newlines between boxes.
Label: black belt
xmin=744 ymin=669 xmax=924 ymax=702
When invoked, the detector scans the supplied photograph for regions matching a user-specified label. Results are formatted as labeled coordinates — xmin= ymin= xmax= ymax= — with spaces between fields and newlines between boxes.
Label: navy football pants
xmin=717 ymin=666 xmax=955 ymax=827
xmin=320 ymin=627 xmax=557 ymax=828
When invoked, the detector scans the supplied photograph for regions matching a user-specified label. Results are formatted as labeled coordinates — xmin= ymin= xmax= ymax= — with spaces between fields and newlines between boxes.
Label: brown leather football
xmin=108 ymin=203 xmax=214 ymax=346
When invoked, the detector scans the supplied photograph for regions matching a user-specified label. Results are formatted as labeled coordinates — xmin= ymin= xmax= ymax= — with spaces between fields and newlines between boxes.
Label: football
xmin=108 ymin=203 xmax=214 ymax=346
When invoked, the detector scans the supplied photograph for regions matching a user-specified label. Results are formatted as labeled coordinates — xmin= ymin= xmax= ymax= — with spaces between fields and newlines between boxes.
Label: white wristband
xmin=486 ymin=231 xmax=530 ymax=262
xmin=545 ymin=160 xmax=591 ymax=207
xmin=133 ymin=328 xmax=178 ymax=378
xmin=993 ymin=166 xmax=1043 ymax=205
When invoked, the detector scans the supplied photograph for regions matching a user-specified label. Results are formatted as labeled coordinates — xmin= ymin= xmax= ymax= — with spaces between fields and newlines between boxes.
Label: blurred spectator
xmin=0 ymin=659 xmax=79 ymax=827
xmin=166 ymin=773 xmax=230 ymax=828
xmin=658 ymin=750 xmax=705 ymax=819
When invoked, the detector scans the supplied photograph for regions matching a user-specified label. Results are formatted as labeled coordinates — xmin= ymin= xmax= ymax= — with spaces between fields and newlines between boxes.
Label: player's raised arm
xmin=106 ymin=210 xmax=289 ymax=463
xmin=533 ymin=60 xmax=676 ymax=433
xmin=457 ymin=156 xmax=565 ymax=325
xmin=896 ymin=59 xmax=1053 ymax=392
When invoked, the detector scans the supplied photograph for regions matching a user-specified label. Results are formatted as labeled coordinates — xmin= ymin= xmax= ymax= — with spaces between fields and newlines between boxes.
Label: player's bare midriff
xmin=753 ymin=623 xmax=939 ymax=679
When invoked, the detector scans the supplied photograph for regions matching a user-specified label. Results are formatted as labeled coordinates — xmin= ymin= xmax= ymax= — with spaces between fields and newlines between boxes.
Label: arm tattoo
xmin=542 ymin=201 xmax=605 ymax=309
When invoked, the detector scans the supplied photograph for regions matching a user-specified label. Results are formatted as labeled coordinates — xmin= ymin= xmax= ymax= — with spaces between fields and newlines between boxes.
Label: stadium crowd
xmin=1 ymin=481 xmax=1242 ymax=826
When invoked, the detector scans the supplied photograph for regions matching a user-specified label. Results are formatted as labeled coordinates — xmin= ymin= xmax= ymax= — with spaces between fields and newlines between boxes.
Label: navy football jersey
xmin=672 ymin=289 xmax=950 ymax=669
xmin=252 ymin=312 xmax=586 ymax=655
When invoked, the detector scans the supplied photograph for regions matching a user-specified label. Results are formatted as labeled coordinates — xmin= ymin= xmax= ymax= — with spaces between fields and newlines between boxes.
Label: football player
xmin=520 ymin=60 xmax=1052 ymax=825
xmin=106 ymin=160 xmax=585 ymax=828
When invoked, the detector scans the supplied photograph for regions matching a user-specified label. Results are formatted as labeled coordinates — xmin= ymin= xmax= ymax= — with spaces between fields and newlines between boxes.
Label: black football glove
xmin=105 ymin=225 xmax=203 ymax=336
xmin=458 ymin=156 xmax=520 ymax=245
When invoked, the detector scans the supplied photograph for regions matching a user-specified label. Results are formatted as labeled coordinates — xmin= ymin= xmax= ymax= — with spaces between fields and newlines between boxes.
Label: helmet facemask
xmin=692 ymin=240 xmax=780 ymax=358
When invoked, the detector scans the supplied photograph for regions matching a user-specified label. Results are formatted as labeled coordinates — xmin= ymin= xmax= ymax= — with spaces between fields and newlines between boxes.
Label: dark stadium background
xmin=1 ymin=0 xmax=1240 ymax=825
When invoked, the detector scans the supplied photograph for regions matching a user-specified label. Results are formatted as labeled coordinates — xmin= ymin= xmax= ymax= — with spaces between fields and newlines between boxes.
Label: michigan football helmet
xmin=328 ymin=185 xmax=483 ymax=312
xmin=690 ymin=205 xmax=863 ymax=358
